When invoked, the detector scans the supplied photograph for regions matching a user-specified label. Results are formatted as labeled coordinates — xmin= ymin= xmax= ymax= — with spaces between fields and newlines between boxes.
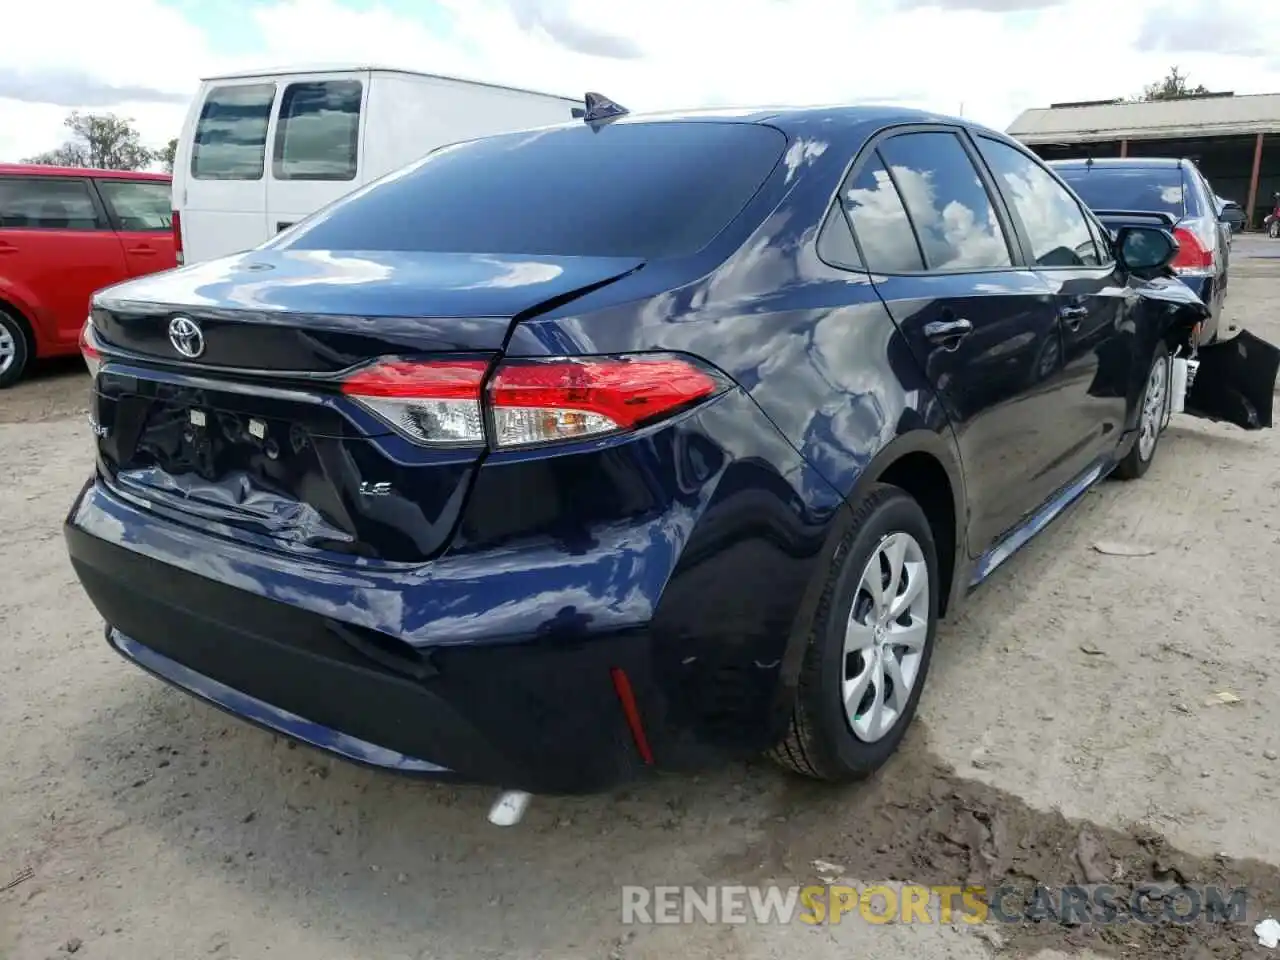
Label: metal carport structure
xmin=1008 ymin=92 xmax=1280 ymax=229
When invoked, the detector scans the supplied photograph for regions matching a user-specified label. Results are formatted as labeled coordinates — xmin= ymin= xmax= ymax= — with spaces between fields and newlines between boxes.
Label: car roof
xmin=1048 ymin=157 xmax=1188 ymax=170
xmin=513 ymin=103 xmax=1014 ymax=144
xmin=0 ymin=164 xmax=170 ymax=181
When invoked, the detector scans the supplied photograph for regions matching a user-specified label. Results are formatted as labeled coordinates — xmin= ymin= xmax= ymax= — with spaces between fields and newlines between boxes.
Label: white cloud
xmin=4 ymin=0 xmax=1280 ymax=163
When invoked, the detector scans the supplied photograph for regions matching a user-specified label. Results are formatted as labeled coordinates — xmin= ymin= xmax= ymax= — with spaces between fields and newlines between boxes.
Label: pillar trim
xmin=1246 ymin=133 xmax=1265 ymax=231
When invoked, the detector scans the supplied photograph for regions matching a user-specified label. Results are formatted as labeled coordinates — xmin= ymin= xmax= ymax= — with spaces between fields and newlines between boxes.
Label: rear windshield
xmin=278 ymin=121 xmax=786 ymax=259
xmin=1053 ymin=166 xmax=1187 ymax=218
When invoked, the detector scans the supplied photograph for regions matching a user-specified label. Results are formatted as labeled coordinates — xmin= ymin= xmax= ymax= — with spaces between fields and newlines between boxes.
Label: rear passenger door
xmin=265 ymin=73 xmax=367 ymax=236
xmin=186 ymin=81 xmax=277 ymax=263
xmin=842 ymin=126 xmax=1072 ymax=556
xmin=976 ymin=137 xmax=1136 ymax=480
xmin=0 ymin=175 xmax=128 ymax=348
xmin=95 ymin=178 xmax=176 ymax=276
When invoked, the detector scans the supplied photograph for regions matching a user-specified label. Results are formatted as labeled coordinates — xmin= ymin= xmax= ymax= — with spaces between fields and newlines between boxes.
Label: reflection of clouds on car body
xmin=783 ymin=138 xmax=830 ymax=183
xmin=883 ymin=163 xmax=1008 ymax=270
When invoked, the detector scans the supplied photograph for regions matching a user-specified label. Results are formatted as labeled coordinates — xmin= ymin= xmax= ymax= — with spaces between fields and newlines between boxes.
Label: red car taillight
xmin=172 ymin=209 xmax=184 ymax=266
xmin=79 ymin=317 xmax=102 ymax=378
xmin=1171 ymin=226 xmax=1213 ymax=272
xmin=341 ymin=354 xmax=722 ymax=448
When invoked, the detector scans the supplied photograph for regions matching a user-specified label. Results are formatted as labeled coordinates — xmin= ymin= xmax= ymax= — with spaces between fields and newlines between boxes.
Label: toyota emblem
xmin=168 ymin=315 xmax=204 ymax=359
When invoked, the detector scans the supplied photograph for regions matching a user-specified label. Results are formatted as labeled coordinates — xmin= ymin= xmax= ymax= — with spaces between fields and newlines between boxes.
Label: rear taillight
xmin=79 ymin=317 xmax=101 ymax=378
xmin=172 ymin=209 xmax=184 ymax=265
xmin=341 ymin=359 xmax=488 ymax=445
xmin=341 ymin=354 xmax=722 ymax=448
xmin=488 ymin=357 xmax=720 ymax=447
xmin=1171 ymin=226 xmax=1213 ymax=273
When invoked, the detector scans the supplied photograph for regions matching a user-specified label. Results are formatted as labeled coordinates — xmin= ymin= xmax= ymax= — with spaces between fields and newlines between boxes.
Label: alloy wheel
xmin=1137 ymin=356 xmax=1168 ymax=461
xmin=842 ymin=532 xmax=930 ymax=743
xmin=0 ymin=325 xmax=15 ymax=376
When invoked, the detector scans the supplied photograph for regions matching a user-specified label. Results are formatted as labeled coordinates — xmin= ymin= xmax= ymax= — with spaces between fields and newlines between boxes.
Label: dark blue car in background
xmin=1049 ymin=157 xmax=1231 ymax=343
xmin=66 ymin=104 xmax=1275 ymax=798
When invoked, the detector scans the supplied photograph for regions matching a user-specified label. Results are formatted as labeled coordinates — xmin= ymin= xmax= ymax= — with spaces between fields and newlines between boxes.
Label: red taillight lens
xmin=1171 ymin=226 xmax=1213 ymax=272
xmin=79 ymin=317 xmax=101 ymax=378
xmin=340 ymin=354 xmax=721 ymax=448
xmin=171 ymin=209 xmax=184 ymax=265
xmin=488 ymin=356 xmax=719 ymax=448
xmin=341 ymin=359 xmax=488 ymax=445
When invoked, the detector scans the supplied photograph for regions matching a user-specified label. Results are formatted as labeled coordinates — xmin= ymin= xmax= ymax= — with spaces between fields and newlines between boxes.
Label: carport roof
xmin=1008 ymin=93 xmax=1280 ymax=144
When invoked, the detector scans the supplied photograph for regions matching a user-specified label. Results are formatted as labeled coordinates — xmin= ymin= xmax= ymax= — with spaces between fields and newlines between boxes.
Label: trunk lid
xmin=89 ymin=249 xmax=644 ymax=564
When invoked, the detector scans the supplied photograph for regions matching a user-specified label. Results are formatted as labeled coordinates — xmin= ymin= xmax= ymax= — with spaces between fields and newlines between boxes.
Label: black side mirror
xmin=1116 ymin=225 xmax=1178 ymax=279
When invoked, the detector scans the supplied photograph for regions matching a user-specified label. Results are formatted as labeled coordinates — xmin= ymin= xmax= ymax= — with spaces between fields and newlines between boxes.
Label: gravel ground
xmin=3 ymin=238 xmax=1280 ymax=960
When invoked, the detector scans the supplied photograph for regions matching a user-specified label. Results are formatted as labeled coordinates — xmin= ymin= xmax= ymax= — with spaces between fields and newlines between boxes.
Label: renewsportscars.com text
xmin=621 ymin=883 xmax=1248 ymax=926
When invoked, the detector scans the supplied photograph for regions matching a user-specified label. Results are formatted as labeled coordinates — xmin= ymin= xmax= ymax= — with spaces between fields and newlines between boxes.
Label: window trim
xmin=973 ymin=134 xmax=1114 ymax=274
xmin=190 ymin=81 xmax=278 ymax=182
xmin=1082 ymin=211 xmax=1116 ymax=268
xmin=816 ymin=122 xmax=1027 ymax=278
xmin=270 ymin=79 xmax=364 ymax=183
xmin=0 ymin=175 xmax=111 ymax=232
xmin=92 ymin=178 xmax=173 ymax=233
xmin=815 ymin=201 xmax=864 ymax=271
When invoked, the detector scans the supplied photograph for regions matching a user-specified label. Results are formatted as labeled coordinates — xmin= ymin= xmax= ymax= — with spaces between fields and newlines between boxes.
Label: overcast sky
xmin=3 ymin=0 xmax=1278 ymax=163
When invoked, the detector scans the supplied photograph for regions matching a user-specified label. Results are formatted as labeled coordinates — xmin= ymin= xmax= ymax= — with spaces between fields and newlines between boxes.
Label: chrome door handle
xmin=924 ymin=317 xmax=973 ymax=348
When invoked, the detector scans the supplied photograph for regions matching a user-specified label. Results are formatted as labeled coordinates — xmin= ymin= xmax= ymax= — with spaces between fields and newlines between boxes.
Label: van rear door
xmin=183 ymin=80 xmax=278 ymax=264
xmin=265 ymin=72 xmax=369 ymax=237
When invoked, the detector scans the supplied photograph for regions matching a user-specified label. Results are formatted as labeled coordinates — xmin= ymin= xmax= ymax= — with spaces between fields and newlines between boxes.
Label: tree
xmin=23 ymin=111 xmax=154 ymax=170
xmin=1138 ymin=66 xmax=1210 ymax=102
xmin=158 ymin=137 xmax=178 ymax=174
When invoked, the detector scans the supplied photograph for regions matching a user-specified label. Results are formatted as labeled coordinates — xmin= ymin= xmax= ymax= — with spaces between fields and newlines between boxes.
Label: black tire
xmin=0 ymin=308 xmax=31 ymax=389
xmin=1114 ymin=341 xmax=1169 ymax=481
xmin=771 ymin=484 xmax=940 ymax=782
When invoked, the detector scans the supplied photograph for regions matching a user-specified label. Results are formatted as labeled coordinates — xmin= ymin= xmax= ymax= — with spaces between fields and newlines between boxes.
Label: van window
xmin=0 ymin=177 xmax=101 ymax=230
xmin=272 ymin=80 xmax=362 ymax=181
xmin=97 ymin=180 xmax=172 ymax=231
xmin=278 ymin=121 xmax=786 ymax=259
xmin=191 ymin=83 xmax=276 ymax=181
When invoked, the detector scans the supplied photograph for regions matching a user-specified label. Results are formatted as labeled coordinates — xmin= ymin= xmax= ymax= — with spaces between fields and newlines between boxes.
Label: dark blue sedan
xmin=66 ymin=102 xmax=1276 ymax=800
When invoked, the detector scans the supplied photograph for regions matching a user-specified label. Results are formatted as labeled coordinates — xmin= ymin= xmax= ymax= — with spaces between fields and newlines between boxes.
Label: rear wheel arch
xmin=781 ymin=430 xmax=965 ymax=668
xmin=873 ymin=448 xmax=959 ymax=618
xmin=0 ymin=295 xmax=36 ymax=355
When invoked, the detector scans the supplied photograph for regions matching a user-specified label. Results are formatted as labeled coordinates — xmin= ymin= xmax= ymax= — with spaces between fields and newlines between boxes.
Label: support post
xmin=1119 ymin=139 xmax=1128 ymax=158
xmin=1246 ymin=132 xmax=1265 ymax=231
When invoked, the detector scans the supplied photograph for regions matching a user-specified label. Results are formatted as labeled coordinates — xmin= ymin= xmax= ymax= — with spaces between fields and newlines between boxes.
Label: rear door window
xmin=0 ymin=177 xmax=102 ymax=230
xmin=978 ymin=138 xmax=1101 ymax=268
xmin=836 ymin=154 xmax=924 ymax=272
xmin=272 ymin=80 xmax=363 ymax=181
xmin=97 ymin=180 xmax=172 ymax=231
xmin=1053 ymin=165 xmax=1187 ymax=219
xmin=278 ymin=121 xmax=786 ymax=259
xmin=191 ymin=83 xmax=276 ymax=181
xmin=875 ymin=131 xmax=1013 ymax=271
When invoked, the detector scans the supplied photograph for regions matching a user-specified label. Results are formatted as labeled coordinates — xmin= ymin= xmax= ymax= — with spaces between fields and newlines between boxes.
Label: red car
xmin=0 ymin=165 xmax=177 ymax=387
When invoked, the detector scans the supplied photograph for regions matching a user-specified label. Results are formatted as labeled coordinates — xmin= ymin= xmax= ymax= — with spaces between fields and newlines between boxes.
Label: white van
xmin=171 ymin=65 xmax=581 ymax=265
